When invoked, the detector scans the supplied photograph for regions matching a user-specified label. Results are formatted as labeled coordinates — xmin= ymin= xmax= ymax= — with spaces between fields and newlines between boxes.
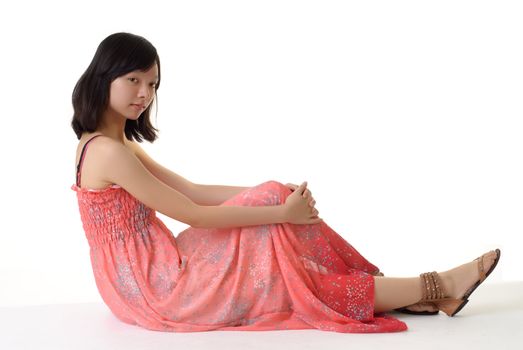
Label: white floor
xmin=1 ymin=281 xmax=521 ymax=350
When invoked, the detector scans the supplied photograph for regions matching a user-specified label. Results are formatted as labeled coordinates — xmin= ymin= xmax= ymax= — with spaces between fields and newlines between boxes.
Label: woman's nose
xmin=139 ymin=85 xmax=152 ymax=100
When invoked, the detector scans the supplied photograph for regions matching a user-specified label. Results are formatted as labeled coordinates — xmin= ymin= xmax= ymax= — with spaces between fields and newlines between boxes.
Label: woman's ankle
xmin=438 ymin=270 xmax=457 ymax=298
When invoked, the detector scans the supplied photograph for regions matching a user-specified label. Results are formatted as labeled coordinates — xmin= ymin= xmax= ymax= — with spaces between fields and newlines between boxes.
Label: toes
xmin=476 ymin=250 xmax=498 ymax=284
xmin=484 ymin=251 xmax=497 ymax=271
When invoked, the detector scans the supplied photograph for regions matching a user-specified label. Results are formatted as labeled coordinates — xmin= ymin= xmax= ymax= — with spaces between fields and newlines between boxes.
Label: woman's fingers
xmin=299 ymin=187 xmax=317 ymax=210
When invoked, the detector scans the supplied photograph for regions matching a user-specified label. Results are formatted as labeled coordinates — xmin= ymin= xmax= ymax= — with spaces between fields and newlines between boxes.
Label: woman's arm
xmin=194 ymin=203 xmax=287 ymax=229
xmin=193 ymin=183 xmax=250 ymax=206
xmin=125 ymin=140 xmax=250 ymax=206
xmin=100 ymin=141 xmax=288 ymax=229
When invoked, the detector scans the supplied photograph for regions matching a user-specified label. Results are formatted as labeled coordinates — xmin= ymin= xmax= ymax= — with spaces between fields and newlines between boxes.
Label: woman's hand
xmin=285 ymin=182 xmax=317 ymax=210
xmin=283 ymin=181 xmax=323 ymax=225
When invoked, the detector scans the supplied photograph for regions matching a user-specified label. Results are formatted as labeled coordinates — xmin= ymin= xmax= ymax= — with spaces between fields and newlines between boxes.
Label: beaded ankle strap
xmin=420 ymin=271 xmax=447 ymax=301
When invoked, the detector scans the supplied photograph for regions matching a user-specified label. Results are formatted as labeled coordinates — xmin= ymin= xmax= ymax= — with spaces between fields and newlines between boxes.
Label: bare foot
xmin=440 ymin=250 xmax=499 ymax=300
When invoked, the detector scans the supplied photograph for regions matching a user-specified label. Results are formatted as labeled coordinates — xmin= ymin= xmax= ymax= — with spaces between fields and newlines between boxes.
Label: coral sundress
xmin=71 ymin=134 xmax=408 ymax=333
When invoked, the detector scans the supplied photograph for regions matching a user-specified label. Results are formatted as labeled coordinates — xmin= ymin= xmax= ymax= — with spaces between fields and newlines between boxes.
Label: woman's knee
xmin=237 ymin=180 xmax=290 ymax=206
xmin=262 ymin=180 xmax=292 ymax=204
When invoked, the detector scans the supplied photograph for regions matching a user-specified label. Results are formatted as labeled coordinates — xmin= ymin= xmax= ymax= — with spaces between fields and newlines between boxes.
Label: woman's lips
xmin=131 ymin=104 xmax=144 ymax=110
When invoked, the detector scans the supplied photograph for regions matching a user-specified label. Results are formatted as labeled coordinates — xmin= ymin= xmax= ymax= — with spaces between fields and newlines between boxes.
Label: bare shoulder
xmin=91 ymin=136 xmax=136 ymax=165
xmin=76 ymin=135 xmax=129 ymax=163
xmin=75 ymin=135 xmax=133 ymax=189
xmin=123 ymin=138 xmax=147 ymax=158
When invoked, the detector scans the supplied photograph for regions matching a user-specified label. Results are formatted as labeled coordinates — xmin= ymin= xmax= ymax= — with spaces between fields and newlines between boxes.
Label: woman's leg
xmin=373 ymin=276 xmax=426 ymax=313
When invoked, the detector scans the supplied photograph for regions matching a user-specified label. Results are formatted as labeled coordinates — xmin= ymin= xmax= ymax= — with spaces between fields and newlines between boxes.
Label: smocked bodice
xmin=70 ymin=183 xmax=156 ymax=247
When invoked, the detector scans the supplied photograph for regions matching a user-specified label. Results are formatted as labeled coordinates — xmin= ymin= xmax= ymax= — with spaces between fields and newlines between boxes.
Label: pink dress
xmin=71 ymin=135 xmax=408 ymax=333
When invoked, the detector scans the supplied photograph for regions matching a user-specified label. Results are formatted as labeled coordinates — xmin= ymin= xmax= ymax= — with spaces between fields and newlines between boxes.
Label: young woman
xmin=70 ymin=32 xmax=501 ymax=333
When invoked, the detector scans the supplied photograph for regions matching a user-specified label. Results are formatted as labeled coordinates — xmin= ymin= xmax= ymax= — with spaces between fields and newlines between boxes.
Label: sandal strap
xmin=419 ymin=271 xmax=447 ymax=301
xmin=476 ymin=255 xmax=487 ymax=282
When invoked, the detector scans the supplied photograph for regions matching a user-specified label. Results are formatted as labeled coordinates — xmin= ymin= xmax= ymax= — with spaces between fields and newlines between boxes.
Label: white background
xmin=0 ymin=0 xmax=521 ymax=307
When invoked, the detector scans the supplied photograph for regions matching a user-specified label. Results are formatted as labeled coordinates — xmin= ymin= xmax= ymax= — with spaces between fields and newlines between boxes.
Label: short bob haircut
xmin=71 ymin=32 xmax=161 ymax=142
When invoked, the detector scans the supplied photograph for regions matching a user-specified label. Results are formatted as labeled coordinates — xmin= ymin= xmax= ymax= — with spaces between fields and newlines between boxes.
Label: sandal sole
xmin=394 ymin=307 xmax=439 ymax=315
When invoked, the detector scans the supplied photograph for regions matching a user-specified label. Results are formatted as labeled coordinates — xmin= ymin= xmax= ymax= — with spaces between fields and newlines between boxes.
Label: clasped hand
xmin=283 ymin=182 xmax=322 ymax=225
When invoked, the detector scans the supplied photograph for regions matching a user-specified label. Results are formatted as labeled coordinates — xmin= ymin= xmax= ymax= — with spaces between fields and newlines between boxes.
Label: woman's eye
xmin=128 ymin=78 xmax=138 ymax=83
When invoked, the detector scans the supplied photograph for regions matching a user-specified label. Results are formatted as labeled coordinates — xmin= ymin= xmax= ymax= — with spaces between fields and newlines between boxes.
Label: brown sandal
xmin=416 ymin=249 xmax=501 ymax=317
xmin=374 ymin=249 xmax=501 ymax=316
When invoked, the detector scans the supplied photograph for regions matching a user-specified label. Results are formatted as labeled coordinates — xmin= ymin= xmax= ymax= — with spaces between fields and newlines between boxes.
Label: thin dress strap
xmin=76 ymin=134 xmax=103 ymax=187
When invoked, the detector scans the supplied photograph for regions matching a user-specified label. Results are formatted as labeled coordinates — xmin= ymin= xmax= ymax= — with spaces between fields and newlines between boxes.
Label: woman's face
xmin=108 ymin=63 xmax=159 ymax=119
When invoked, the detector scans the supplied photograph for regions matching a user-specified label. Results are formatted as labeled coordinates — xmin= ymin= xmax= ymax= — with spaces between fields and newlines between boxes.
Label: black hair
xmin=71 ymin=32 xmax=161 ymax=142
